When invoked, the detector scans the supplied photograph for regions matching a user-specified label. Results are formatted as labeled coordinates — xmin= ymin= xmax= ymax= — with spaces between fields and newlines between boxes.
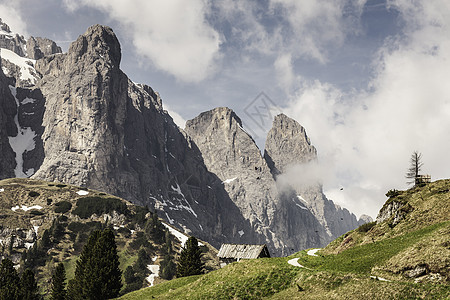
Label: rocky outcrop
xmin=26 ymin=36 xmax=62 ymax=59
xmin=376 ymin=200 xmax=413 ymax=226
xmin=264 ymin=113 xmax=317 ymax=175
xmin=0 ymin=18 xmax=26 ymax=57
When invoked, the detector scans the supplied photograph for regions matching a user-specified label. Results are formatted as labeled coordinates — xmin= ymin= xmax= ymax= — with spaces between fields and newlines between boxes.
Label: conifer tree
xmin=50 ymin=263 xmax=66 ymax=300
xmin=0 ymin=258 xmax=21 ymax=299
xmin=20 ymin=268 xmax=39 ymax=300
xmin=406 ymin=151 xmax=424 ymax=185
xmin=70 ymin=228 xmax=122 ymax=299
xmin=160 ymin=230 xmax=176 ymax=280
xmin=176 ymin=236 xmax=204 ymax=277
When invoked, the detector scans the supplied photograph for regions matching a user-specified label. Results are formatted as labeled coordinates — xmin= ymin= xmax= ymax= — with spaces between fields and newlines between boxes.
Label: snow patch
xmin=170 ymin=183 xmax=198 ymax=217
xmin=370 ymin=275 xmax=391 ymax=282
xmin=162 ymin=223 xmax=203 ymax=247
xmin=21 ymin=97 xmax=35 ymax=105
xmin=307 ymin=249 xmax=320 ymax=256
xmin=238 ymin=230 xmax=244 ymax=237
xmin=0 ymin=48 xmax=36 ymax=83
xmin=76 ymin=190 xmax=89 ymax=196
xmin=25 ymin=242 xmax=34 ymax=249
xmin=146 ymin=264 xmax=160 ymax=287
xmin=0 ymin=188 xmax=4 ymax=192
xmin=164 ymin=212 xmax=174 ymax=224
xmin=297 ymin=195 xmax=307 ymax=203
xmin=33 ymin=226 xmax=39 ymax=235
xmin=295 ymin=203 xmax=308 ymax=210
xmin=152 ymin=256 xmax=158 ymax=262
xmin=222 ymin=177 xmax=237 ymax=184
xmin=11 ymin=205 xmax=43 ymax=212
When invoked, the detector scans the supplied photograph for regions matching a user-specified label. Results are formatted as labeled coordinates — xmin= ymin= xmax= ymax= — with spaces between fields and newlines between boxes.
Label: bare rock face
xmin=0 ymin=59 xmax=17 ymax=178
xmin=186 ymin=108 xmax=337 ymax=254
xmin=26 ymin=36 xmax=62 ymax=59
xmin=0 ymin=18 xmax=26 ymax=57
xmin=264 ymin=114 xmax=317 ymax=175
xmin=27 ymin=25 xmax=257 ymax=249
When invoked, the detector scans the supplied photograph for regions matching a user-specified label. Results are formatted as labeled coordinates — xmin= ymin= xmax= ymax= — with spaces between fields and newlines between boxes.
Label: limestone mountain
xmin=0 ymin=20 xmax=368 ymax=255
xmin=185 ymin=108 xmax=366 ymax=254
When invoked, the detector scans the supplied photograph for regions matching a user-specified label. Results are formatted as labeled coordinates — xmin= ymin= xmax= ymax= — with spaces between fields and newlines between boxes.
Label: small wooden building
xmin=416 ymin=174 xmax=431 ymax=185
xmin=217 ymin=244 xmax=270 ymax=267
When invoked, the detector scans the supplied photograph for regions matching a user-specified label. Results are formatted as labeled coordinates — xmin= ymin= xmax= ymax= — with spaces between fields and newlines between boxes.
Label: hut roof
xmin=217 ymin=244 xmax=270 ymax=259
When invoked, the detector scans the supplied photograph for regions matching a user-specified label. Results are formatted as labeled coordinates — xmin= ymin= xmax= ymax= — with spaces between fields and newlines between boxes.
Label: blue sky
xmin=1 ymin=0 xmax=449 ymax=218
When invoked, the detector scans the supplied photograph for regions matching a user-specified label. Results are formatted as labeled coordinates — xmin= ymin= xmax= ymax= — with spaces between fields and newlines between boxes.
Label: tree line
xmin=1 ymin=218 xmax=204 ymax=299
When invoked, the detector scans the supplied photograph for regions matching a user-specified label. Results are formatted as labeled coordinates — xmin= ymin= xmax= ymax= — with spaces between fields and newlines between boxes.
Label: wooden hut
xmin=217 ymin=244 xmax=270 ymax=267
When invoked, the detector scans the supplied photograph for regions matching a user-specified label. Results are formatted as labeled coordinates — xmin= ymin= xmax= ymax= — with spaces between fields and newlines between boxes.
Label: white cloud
xmin=284 ymin=1 xmax=450 ymax=218
xmin=163 ymin=103 xmax=186 ymax=129
xmin=0 ymin=1 xmax=28 ymax=36
xmin=63 ymin=0 xmax=222 ymax=83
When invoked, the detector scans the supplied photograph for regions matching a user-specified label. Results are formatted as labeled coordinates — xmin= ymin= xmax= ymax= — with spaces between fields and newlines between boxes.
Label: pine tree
xmin=0 ymin=258 xmax=21 ymax=299
xmin=145 ymin=212 xmax=165 ymax=244
xmin=50 ymin=263 xmax=66 ymax=300
xmin=406 ymin=151 xmax=424 ymax=185
xmin=160 ymin=230 xmax=176 ymax=280
xmin=70 ymin=228 xmax=122 ymax=299
xmin=20 ymin=268 xmax=39 ymax=300
xmin=176 ymin=236 xmax=204 ymax=277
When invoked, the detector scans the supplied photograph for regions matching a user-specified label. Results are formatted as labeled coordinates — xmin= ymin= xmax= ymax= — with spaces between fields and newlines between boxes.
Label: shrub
xmin=356 ymin=221 xmax=376 ymax=233
xmin=386 ymin=189 xmax=400 ymax=198
xmin=47 ymin=198 xmax=53 ymax=205
xmin=28 ymin=191 xmax=40 ymax=197
xmin=73 ymin=197 xmax=129 ymax=219
xmin=68 ymin=222 xmax=89 ymax=232
xmin=54 ymin=201 xmax=72 ymax=214
xmin=29 ymin=210 xmax=44 ymax=216
xmin=56 ymin=184 xmax=67 ymax=188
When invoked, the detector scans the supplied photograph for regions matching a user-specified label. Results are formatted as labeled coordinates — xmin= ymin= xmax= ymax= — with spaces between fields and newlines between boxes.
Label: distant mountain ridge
xmin=0 ymin=20 xmax=370 ymax=255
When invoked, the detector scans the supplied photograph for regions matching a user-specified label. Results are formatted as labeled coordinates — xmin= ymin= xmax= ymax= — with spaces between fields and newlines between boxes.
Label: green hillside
xmin=0 ymin=178 xmax=219 ymax=298
xmin=120 ymin=179 xmax=450 ymax=299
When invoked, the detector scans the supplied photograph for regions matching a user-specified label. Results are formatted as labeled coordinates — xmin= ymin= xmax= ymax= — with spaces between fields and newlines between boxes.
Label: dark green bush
xmin=29 ymin=209 xmax=44 ymax=216
xmin=56 ymin=184 xmax=67 ymax=188
xmin=28 ymin=191 xmax=40 ymax=197
xmin=128 ymin=232 xmax=150 ymax=250
xmin=117 ymin=227 xmax=131 ymax=236
xmin=356 ymin=221 xmax=376 ymax=233
xmin=54 ymin=201 xmax=72 ymax=214
xmin=386 ymin=189 xmax=400 ymax=198
xmin=73 ymin=197 xmax=129 ymax=219
xmin=68 ymin=222 xmax=89 ymax=232
xmin=47 ymin=198 xmax=52 ymax=205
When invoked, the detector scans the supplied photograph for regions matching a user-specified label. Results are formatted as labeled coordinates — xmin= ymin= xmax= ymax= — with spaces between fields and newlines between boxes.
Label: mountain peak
xmin=264 ymin=113 xmax=316 ymax=175
xmin=68 ymin=24 xmax=121 ymax=67
xmin=185 ymin=107 xmax=243 ymax=133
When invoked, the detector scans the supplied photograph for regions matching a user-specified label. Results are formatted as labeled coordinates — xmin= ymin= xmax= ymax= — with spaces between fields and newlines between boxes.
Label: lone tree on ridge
xmin=406 ymin=151 xmax=423 ymax=186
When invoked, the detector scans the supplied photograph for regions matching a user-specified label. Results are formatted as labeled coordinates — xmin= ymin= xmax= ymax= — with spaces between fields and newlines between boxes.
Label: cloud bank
xmin=0 ymin=1 xmax=28 ymax=36
xmin=283 ymin=1 xmax=450 ymax=217
xmin=63 ymin=0 xmax=222 ymax=83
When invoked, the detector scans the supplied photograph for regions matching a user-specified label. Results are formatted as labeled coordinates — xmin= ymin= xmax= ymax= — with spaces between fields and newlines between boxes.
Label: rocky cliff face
xmin=264 ymin=114 xmax=364 ymax=237
xmin=0 ymin=21 xmax=367 ymax=255
xmin=186 ymin=110 xmax=364 ymax=254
